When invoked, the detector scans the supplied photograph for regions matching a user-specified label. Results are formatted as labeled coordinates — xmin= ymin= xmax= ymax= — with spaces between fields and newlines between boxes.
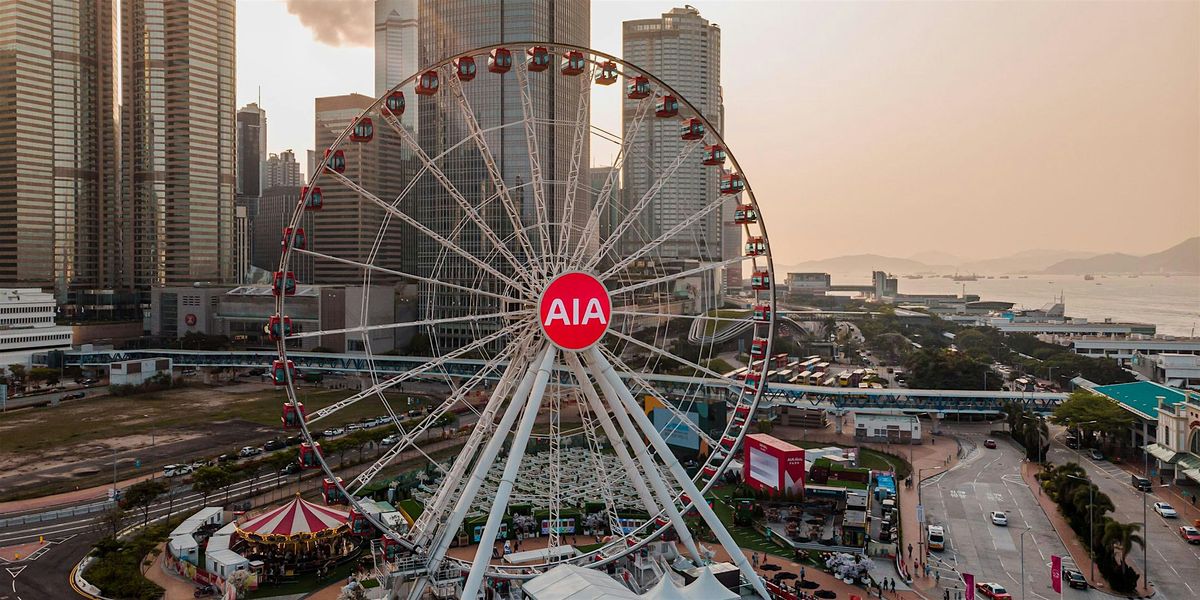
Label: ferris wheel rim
xmin=270 ymin=41 xmax=778 ymax=578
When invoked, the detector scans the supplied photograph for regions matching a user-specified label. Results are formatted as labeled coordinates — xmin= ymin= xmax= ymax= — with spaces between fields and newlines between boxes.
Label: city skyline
xmin=238 ymin=0 xmax=1198 ymax=264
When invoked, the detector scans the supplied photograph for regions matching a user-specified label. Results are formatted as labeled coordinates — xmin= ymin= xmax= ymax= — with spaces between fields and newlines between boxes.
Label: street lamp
xmin=1065 ymin=473 xmax=1096 ymax=581
xmin=1019 ymin=526 xmax=1034 ymax=600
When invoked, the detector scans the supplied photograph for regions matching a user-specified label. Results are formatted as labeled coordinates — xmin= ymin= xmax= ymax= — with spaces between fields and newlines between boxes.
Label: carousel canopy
xmin=238 ymin=496 xmax=349 ymax=537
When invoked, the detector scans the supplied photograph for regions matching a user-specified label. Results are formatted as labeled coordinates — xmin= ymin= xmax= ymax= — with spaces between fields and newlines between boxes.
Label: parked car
xmin=990 ymin=511 xmax=1008 ymax=526
xmin=285 ymin=435 xmax=303 ymax=446
xmin=63 ymin=391 xmax=86 ymax=400
xmin=279 ymin=462 xmax=300 ymax=475
xmin=163 ymin=464 xmax=192 ymax=477
xmin=263 ymin=439 xmax=285 ymax=451
xmin=1132 ymin=475 xmax=1152 ymax=492
xmin=1178 ymin=525 xmax=1200 ymax=544
xmin=381 ymin=434 xmax=400 ymax=447
xmin=1063 ymin=568 xmax=1087 ymax=589
xmin=975 ymin=582 xmax=1012 ymax=600
xmin=239 ymin=446 xmax=263 ymax=458
xmin=1089 ymin=449 xmax=1105 ymax=461
xmin=346 ymin=423 xmax=362 ymax=432
xmin=1153 ymin=502 xmax=1178 ymax=518
xmin=984 ymin=439 xmax=997 ymax=449
xmin=1064 ymin=435 xmax=1079 ymax=449
xmin=217 ymin=453 xmax=236 ymax=463
xmin=323 ymin=427 xmax=345 ymax=437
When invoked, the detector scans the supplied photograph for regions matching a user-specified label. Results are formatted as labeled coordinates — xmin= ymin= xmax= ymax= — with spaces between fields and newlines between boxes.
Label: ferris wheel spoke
xmin=324 ymin=166 xmax=531 ymax=296
xmin=602 ymin=189 xmax=743 ymax=280
xmin=461 ymin=346 xmax=558 ymax=599
xmin=285 ymin=308 xmax=531 ymax=340
xmin=514 ymin=63 xmax=554 ymax=265
xmin=565 ymin=352 xmax=659 ymax=527
xmin=443 ymin=68 xmax=542 ymax=276
xmin=371 ymin=114 xmax=536 ymax=291
xmin=583 ymin=352 xmax=703 ymax=564
xmin=586 ymin=346 xmax=773 ymax=600
xmin=596 ymin=345 xmax=721 ymax=451
xmin=353 ymin=332 xmax=535 ymax=498
xmin=305 ymin=321 xmax=525 ymax=425
xmin=291 ymin=247 xmax=527 ymax=306
xmin=555 ymin=62 xmax=594 ymax=273
xmin=603 ymin=328 xmax=738 ymax=387
xmin=606 ymin=255 xmax=752 ymax=296
xmin=588 ymin=140 xmax=703 ymax=269
xmin=571 ymin=100 xmax=654 ymax=268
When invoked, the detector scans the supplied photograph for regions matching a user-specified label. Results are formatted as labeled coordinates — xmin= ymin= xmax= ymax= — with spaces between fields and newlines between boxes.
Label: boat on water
xmin=1084 ymin=274 xmax=1095 ymax=281
xmin=952 ymin=272 xmax=978 ymax=282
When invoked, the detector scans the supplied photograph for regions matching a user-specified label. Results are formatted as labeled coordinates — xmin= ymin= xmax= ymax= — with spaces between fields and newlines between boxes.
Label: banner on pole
xmin=1051 ymin=555 xmax=1062 ymax=593
xmin=963 ymin=573 xmax=974 ymax=600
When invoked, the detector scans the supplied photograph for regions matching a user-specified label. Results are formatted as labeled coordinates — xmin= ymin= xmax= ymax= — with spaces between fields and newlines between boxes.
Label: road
xmin=920 ymin=430 xmax=1089 ymax=600
xmin=1 ymin=385 xmax=104 ymax=411
xmin=1046 ymin=432 xmax=1200 ymax=600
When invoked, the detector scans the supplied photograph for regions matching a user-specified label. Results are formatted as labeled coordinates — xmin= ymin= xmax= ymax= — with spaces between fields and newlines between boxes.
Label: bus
xmin=814 ymin=362 xmax=831 ymax=373
xmin=724 ymin=366 xmax=749 ymax=380
xmin=794 ymin=370 xmax=812 ymax=384
xmin=808 ymin=371 xmax=826 ymax=385
xmin=798 ymin=357 xmax=821 ymax=372
xmin=771 ymin=353 xmax=789 ymax=368
xmin=837 ymin=371 xmax=852 ymax=387
xmin=822 ymin=375 xmax=838 ymax=387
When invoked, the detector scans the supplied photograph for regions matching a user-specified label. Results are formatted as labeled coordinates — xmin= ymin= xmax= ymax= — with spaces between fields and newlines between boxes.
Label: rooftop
xmin=1092 ymin=381 xmax=1188 ymax=420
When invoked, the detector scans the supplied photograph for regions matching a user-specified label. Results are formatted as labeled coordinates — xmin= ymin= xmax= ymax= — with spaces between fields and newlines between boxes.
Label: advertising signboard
xmin=742 ymin=434 xmax=805 ymax=495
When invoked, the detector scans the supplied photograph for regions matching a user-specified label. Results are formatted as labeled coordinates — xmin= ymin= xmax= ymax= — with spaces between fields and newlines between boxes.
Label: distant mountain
xmin=778 ymin=254 xmax=942 ymax=275
xmin=960 ymin=249 xmax=1098 ymax=274
xmin=909 ymin=250 xmax=965 ymax=265
xmin=1043 ymin=237 xmax=1199 ymax=274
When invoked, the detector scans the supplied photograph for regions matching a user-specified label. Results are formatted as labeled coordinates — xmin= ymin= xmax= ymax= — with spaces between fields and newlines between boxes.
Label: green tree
xmin=121 ymin=479 xmax=169 ymax=527
xmin=96 ymin=505 xmax=127 ymax=538
xmin=7 ymin=363 xmax=26 ymax=390
xmin=191 ymin=466 xmax=232 ymax=506
xmin=905 ymin=349 xmax=998 ymax=390
xmin=1051 ymin=390 xmax=1135 ymax=445
xmin=1102 ymin=520 xmax=1144 ymax=565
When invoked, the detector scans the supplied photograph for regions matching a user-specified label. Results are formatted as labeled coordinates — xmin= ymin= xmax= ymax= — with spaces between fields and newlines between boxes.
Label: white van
xmin=927 ymin=525 xmax=945 ymax=551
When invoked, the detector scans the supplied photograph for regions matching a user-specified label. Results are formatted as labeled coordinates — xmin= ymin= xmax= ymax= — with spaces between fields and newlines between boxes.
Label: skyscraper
xmin=622 ymin=6 xmax=722 ymax=264
xmin=123 ymin=0 xmax=237 ymax=288
xmin=415 ymin=0 xmax=590 ymax=347
xmin=375 ymin=0 xmax=418 ymax=99
xmin=236 ymin=103 xmax=267 ymax=198
xmin=265 ymin=150 xmax=303 ymax=189
xmin=0 ymin=0 xmax=123 ymax=300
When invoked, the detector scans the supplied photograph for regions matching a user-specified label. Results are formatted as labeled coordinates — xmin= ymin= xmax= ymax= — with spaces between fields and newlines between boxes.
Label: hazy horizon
xmin=237 ymin=0 xmax=1199 ymax=265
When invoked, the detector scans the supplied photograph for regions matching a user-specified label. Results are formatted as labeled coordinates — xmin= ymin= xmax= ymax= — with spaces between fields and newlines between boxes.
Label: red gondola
xmin=745 ymin=372 xmax=761 ymax=390
xmin=702 ymin=144 xmax=726 ymax=166
xmin=416 ymin=70 xmax=439 ymax=95
xmin=752 ymin=304 xmax=771 ymax=322
xmin=271 ymin=359 xmax=295 ymax=386
xmin=655 ymin=95 xmax=679 ymax=118
xmin=455 ymin=56 xmax=477 ymax=81
xmin=680 ymin=117 xmax=704 ymax=140
xmin=751 ymin=269 xmax=771 ymax=290
xmin=281 ymin=227 xmax=305 ymax=251
xmin=654 ymin=516 xmax=669 ymax=528
xmin=324 ymin=149 xmax=346 ymax=174
xmin=281 ymin=400 xmax=305 ymax=428
xmin=627 ymin=76 xmax=650 ymax=100
xmin=720 ymin=436 xmax=737 ymax=450
xmin=735 ymin=404 xmax=752 ymax=418
xmin=720 ymin=173 xmax=745 ymax=195
xmin=299 ymin=442 xmax=322 ymax=469
xmin=267 ymin=314 xmax=293 ymax=342
xmin=702 ymin=465 xmax=718 ymax=478
xmin=733 ymin=204 xmax=758 ymax=225
xmin=379 ymin=536 xmax=402 ymax=559
xmin=489 ymin=48 xmax=513 ymax=74
xmin=322 ymin=477 xmax=347 ymax=505
xmin=527 ymin=46 xmax=551 ymax=72
xmin=350 ymin=117 xmax=373 ymax=143
xmin=750 ymin=337 xmax=768 ymax=358
xmin=595 ymin=60 xmax=618 ymax=85
xmin=383 ymin=91 xmax=405 ymax=117
xmin=745 ymin=236 xmax=767 ymax=256
xmin=348 ymin=508 xmax=373 ymax=535
xmin=272 ymin=271 xmax=296 ymax=296
xmin=302 ymin=186 xmax=322 ymax=211
xmin=560 ymin=50 xmax=586 ymax=76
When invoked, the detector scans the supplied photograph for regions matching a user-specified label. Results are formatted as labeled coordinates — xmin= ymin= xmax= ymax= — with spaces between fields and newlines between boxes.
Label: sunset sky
xmin=237 ymin=0 xmax=1199 ymax=265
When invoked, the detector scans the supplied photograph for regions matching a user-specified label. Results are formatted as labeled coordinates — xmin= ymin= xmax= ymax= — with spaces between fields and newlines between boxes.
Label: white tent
xmin=681 ymin=567 xmax=739 ymax=600
xmin=639 ymin=575 xmax=689 ymax=600
xmin=522 ymin=564 xmax=640 ymax=600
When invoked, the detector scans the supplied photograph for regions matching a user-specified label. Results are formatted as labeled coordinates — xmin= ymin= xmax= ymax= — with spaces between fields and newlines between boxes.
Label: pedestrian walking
xmin=890 ymin=578 xmax=896 ymax=592
xmin=907 ymin=543 xmax=913 ymax=558
xmin=752 ymin=552 xmax=759 ymax=568
xmin=935 ymin=570 xmax=941 ymax=584
xmin=800 ymin=565 xmax=806 ymax=581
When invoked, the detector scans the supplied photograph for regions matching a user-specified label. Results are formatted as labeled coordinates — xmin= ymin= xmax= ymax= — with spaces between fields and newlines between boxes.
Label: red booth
xmin=743 ymin=434 xmax=805 ymax=496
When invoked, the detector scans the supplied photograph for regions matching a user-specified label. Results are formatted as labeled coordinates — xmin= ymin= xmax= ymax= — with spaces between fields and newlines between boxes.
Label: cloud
xmin=285 ymin=0 xmax=373 ymax=48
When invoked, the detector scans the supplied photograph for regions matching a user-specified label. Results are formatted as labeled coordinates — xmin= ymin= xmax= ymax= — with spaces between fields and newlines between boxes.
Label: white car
xmin=323 ymin=427 xmax=345 ymax=437
xmin=990 ymin=511 xmax=1008 ymax=526
xmin=163 ymin=464 xmax=193 ymax=477
xmin=1154 ymin=502 xmax=1178 ymax=518
xmin=381 ymin=434 xmax=400 ymax=447
xmin=239 ymin=446 xmax=262 ymax=457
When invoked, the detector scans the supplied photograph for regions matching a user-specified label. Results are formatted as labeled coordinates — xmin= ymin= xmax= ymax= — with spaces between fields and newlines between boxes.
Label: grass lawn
xmin=702 ymin=309 xmax=750 ymax=336
xmin=707 ymin=486 xmax=789 ymax=557
xmin=785 ymin=440 xmax=912 ymax=479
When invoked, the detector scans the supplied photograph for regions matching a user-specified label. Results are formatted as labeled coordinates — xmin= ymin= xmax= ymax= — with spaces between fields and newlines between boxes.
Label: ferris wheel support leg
xmin=565 ymin=353 xmax=660 ymax=519
xmin=586 ymin=347 xmax=772 ymax=600
xmin=461 ymin=346 xmax=558 ymax=600
xmin=418 ymin=346 xmax=547 ymax=596
xmin=588 ymin=359 xmax=703 ymax=565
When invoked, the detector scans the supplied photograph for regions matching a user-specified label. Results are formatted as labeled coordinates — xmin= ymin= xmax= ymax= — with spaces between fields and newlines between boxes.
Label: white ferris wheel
xmin=271 ymin=43 xmax=776 ymax=599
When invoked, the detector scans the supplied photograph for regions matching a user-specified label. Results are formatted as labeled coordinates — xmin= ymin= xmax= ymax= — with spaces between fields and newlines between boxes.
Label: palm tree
xmin=1103 ymin=520 xmax=1144 ymax=565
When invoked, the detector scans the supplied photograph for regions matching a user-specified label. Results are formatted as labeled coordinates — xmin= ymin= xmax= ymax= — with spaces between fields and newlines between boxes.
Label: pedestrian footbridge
xmin=65 ymin=349 xmax=1066 ymax=415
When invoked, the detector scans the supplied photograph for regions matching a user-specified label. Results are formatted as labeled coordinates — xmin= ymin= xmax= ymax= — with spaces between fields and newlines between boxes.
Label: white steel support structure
xmin=588 ymin=346 xmax=771 ymax=600
xmin=461 ymin=347 xmax=559 ymax=599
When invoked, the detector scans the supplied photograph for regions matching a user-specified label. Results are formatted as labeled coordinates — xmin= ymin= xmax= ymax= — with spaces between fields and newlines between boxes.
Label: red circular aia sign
xmin=184 ymin=313 xmax=197 ymax=327
xmin=539 ymin=272 xmax=611 ymax=351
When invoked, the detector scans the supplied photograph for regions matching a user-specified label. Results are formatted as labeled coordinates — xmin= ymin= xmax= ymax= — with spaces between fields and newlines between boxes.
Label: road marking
xmin=3 ymin=568 xmax=20 ymax=579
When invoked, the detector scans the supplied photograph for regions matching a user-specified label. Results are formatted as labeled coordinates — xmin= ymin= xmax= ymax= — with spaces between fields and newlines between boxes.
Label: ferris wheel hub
xmin=537 ymin=271 xmax=611 ymax=351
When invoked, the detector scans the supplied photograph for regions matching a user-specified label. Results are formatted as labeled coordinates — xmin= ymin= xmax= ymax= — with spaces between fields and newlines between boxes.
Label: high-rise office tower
xmin=123 ymin=0 xmax=237 ymax=288
xmin=236 ymin=103 xmax=267 ymax=198
xmin=375 ymin=0 xmax=418 ymax=100
xmin=253 ymin=186 xmax=311 ymax=280
xmin=622 ymin=6 xmax=722 ymax=264
xmin=415 ymin=0 xmax=589 ymax=347
xmin=312 ymin=94 xmax=408 ymax=286
xmin=0 ymin=0 xmax=123 ymax=301
xmin=265 ymin=150 xmax=303 ymax=189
